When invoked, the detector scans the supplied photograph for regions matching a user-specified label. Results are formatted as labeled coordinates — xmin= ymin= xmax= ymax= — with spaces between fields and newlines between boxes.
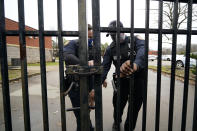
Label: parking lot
xmin=148 ymin=60 xmax=171 ymax=66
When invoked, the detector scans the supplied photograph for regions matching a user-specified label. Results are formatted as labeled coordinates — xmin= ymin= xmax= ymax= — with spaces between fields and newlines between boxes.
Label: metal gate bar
xmin=168 ymin=1 xmax=179 ymax=131
xmin=181 ymin=1 xmax=193 ymax=131
xmin=155 ymin=1 xmax=163 ymax=131
xmin=143 ymin=0 xmax=150 ymax=131
xmin=116 ymin=0 xmax=121 ymax=130
xmin=193 ymin=63 xmax=197 ymax=131
xmin=78 ymin=0 xmax=90 ymax=131
xmin=0 ymin=0 xmax=12 ymax=130
xmin=92 ymin=0 xmax=103 ymax=130
xmin=37 ymin=0 xmax=49 ymax=130
xmin=18 ymin=0 xmax=31 ymax=130
xmin=129 ymin=0 xmax=135 ymax=130
xmin=57 ymin=0 xmax=67 ymax=131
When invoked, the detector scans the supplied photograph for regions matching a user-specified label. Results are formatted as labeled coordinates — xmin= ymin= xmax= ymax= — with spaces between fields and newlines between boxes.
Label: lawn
xmin=0 ymin=61 xmax=59 ymax=82
xmin=28 ymin=61 xmax=59 ymax=66
xmin=148 ymin=65 xmax=196 ymax=81
xmin=0 ymin=69 xmax=21 ymax=81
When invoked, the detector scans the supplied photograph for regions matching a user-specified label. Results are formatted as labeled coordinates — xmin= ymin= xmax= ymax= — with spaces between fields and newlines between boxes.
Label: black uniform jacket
xmin=63 ymin=39 xmax=93 ymax=65
xmin=101 ymin=36 xmax=146 ymax=83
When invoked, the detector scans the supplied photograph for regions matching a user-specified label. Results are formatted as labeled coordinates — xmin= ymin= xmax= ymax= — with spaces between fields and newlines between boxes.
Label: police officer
xmin=102 ymin=20 xmax=146 ymax=131
xmin=63 ymin=24 xmax=94 ymax=131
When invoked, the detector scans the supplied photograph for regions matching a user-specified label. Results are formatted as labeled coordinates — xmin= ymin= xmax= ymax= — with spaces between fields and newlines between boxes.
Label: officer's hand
xmin=88 ymin=60 xmax=94 ymax=66
xmin=102 ymin=80 xmax=107 ymax=88
xmin=89 ymin=89 xmax=95 ymax=98
xmin=120 ymin=60 xmax=138 ymax=75
xmin=89 ymin=89 xmax=95 ymax=108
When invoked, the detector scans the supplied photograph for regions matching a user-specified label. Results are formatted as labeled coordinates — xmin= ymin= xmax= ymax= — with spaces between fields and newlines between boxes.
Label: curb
xmin=0 ymin=72 xmax=41 ymax=85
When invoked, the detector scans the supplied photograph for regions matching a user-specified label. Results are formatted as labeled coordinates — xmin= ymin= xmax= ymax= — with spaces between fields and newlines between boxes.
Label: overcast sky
xmin=4 ymin=0 xmax=197 ymax=50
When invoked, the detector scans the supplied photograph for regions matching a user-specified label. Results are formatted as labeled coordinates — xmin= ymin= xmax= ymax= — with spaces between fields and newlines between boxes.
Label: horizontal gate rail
xmin=4 ymin=28 xmax=197 ymax=37
xmin=5 ymin=31 xmax=79 ymax=36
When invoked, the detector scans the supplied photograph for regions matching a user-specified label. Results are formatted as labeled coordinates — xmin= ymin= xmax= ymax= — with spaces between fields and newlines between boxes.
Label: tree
xmin=101 ymin=42 xmax=109 ymax=57
xmin=163 ymin=2 xmax=197 ymax=29
xmin=162 ymin=2 xmax=197 ymax=42
xmin=52 ymin=39 xmax=59 ymax=57
xmin=191 ymin=53 xmax=197 ymax=75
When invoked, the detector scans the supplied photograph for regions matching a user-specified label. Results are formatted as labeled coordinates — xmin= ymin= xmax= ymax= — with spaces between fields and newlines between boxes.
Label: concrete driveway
xmin=0 ymin=65 xmax=195 ymax=131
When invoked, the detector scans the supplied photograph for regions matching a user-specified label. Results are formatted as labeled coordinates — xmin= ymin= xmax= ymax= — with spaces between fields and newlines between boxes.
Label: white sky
xmin=4 ymin=0 xmax=197 ymax=51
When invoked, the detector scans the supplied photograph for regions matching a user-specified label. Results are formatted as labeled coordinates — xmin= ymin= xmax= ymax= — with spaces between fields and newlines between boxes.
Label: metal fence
xmin=0 ymin=0 xmax=197 ymax=131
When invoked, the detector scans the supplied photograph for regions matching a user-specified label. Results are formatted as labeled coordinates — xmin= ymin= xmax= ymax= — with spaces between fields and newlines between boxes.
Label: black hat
xmin=88 ymin=24 xmax=92 ymax=30
xmin=106 ymin=20 xmax=124 ymax=37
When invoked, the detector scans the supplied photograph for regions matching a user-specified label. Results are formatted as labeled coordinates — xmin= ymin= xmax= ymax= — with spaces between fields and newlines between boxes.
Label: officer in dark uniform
xmin=63 ymin=24 xmax=94 ymax=131
xmin=102 ymin=20 xmax=146 ymax=131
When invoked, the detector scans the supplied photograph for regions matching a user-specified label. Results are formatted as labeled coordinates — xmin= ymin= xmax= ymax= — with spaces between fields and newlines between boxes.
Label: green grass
xmin=148 ymin=65 xmax=196 ymax=80
xmin=0 ymin=69 xmax=21 ymax=81
xmin=0 ymin=61 xmax=59 ymax=81
xmin=28 ymin=61 xmax=59 ymax=66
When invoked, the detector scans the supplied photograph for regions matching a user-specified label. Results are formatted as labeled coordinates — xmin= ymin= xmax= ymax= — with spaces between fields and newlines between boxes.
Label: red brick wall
xmin=149 ymin=51 xmax=158 ymax=55
xmin=5 ymin=18 xmax=52 ymax=49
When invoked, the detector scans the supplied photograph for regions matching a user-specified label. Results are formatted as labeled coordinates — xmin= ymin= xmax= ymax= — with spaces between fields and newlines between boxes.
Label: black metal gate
xmin=0 ymin=0 xmax=197 ymax=131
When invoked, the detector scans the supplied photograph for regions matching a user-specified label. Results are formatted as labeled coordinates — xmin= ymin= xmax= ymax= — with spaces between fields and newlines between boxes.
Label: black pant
xmin=113 ymin=77 xmax=143 ymax=131
xmin=68 ymin=82 xmax=94 ymax=131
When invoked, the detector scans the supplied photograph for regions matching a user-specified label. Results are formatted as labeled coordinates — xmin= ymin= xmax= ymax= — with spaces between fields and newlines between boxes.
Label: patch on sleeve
xmin=136 ymin=35 xmax=144 ymax=40
xmin=64 ymin=40 xmax=70 ymax=46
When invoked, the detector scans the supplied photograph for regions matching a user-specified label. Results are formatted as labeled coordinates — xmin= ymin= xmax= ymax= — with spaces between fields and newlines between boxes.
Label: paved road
xmin=0 ymin=65 xmax=195 ymax=131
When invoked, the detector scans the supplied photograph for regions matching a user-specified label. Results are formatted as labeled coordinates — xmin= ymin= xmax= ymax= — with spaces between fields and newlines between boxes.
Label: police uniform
xmin=102 ymin=36 xmax=146 ymax=131
xmin=63 ymin=39 xmax=94 ymax=131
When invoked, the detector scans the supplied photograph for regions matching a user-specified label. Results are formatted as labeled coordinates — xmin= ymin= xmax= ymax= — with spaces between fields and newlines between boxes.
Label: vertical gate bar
xmin=129 ymin=0 xmax=135 ymax=130
xmin=37 ymin=0 xmax=49 ymax=130
xmin=0 ymin=0 xmax=13 ymax=130
xmin=193 ymin=61 xmax=197 ymax=131
xmin=155 ymin=0 xmax=163 ymax=131
xmin=168 ymin=1 xmax=178 ymax=131
xmin=92 ymin=0 xmax=103 ymax=130
xmin=57 ymin=0 xmax=67 ymax=131
xmin=142 ymin=0 xmax=150 ymax=131
xmin=116 ymin=0 xmax=121 ymax=130
xmin=181 ymin=1 xmax=193 ymax=131
xmin=18 ymin=0 xmax=31 ymax=130
xmin=78 ymin=0 xmax=90 ymax=131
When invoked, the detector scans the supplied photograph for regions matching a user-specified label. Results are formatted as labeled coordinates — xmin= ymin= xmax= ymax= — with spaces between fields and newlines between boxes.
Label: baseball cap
xmin=106 ymin=20 xmax=124 ymax=37
xmin=88 ymin=24 xmax=92 ymax=30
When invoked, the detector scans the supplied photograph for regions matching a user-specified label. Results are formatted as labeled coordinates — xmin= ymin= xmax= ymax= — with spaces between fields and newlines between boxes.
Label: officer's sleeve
xmin=134 ymin=37 xmax=145 ymax=69
xmin=63 ymin=53 xmax=80 ymax=65
xmin=63 ymin=40 xmax=80 ymax=65
xmin=101 ymin=46 xmax=112 ymax=83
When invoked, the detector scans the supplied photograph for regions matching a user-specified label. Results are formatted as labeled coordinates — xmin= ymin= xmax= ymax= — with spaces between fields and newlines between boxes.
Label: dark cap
xmin=88 ymin=24 xmax=92 ymax=30
xmin=106 ymin=20 xmax=124 ymax=37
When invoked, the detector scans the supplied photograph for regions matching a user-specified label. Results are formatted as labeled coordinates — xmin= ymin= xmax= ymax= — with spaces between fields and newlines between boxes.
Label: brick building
xmin=149 ymin=50 xmax=158 ymax=55
xmin=5 ymin=18 xmax=53 ymax=64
